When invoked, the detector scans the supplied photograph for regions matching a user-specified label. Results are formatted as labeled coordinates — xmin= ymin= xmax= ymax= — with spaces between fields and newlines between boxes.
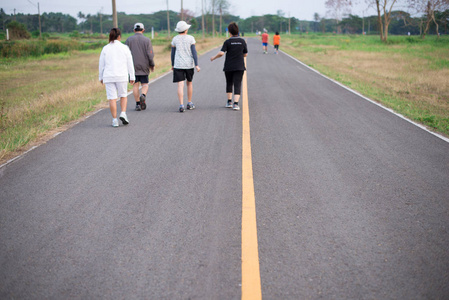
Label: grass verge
xmin=280 ymin=34 xmax=449 ymax=137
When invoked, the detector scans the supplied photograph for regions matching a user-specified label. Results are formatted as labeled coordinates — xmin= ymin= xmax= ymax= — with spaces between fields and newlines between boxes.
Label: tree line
xmin=1 ymin=4 xmax=448 ymax=39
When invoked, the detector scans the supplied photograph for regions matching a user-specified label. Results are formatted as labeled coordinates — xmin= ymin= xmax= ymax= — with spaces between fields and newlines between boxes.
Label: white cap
xmin=134 ymin=23 xmax=144 ymax=30
xmin=174 ymin=21 xmax=191 ymax=32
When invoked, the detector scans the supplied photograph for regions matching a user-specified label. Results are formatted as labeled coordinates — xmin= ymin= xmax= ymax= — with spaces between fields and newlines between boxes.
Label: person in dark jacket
xmin=125 ymin=23 xmax=155 ymax=111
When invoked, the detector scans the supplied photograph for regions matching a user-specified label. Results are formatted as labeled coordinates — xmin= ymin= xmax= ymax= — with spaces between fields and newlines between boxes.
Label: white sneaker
xmin=119 ymin=112 xmax=129 ymax=125
xmin=112 ymin=118 xmax=119 ymax=127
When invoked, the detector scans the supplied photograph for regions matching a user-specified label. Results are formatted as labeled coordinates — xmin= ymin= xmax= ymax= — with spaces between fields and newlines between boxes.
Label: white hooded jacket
xmin=99 ymin=40 xmax=135 ymax=83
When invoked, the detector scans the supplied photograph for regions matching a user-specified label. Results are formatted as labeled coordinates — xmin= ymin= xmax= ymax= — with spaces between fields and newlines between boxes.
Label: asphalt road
xmin=1 ymin=38 xmax=448 ymax=299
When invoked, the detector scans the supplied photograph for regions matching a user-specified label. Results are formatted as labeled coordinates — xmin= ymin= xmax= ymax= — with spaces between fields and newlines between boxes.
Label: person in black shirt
xmin=210 ymin=22 xmax=248 ymax=111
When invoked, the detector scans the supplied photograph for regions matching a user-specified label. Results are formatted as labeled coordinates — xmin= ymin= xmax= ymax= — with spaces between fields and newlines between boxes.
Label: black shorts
xmin=225 ymin=70 xmax=244 ymax=95
xmin=173 ymin=68 xmax=194 ymax=83
xmin=134 ymin=75 xmax=149 ymax=84
xmin=274 ymin=45 xmax=279 ymax=50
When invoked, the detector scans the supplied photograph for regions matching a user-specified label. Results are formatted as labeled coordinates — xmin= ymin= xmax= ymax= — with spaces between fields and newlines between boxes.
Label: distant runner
xmin=261 ymin=29 xmax=269 ymax=54
xmin=273 ymin=31 xmax=280 ymax=54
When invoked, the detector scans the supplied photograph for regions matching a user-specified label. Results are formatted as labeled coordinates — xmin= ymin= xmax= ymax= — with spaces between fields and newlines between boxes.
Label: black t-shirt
xmin=221 ymin=37 xmax=248 ymax=72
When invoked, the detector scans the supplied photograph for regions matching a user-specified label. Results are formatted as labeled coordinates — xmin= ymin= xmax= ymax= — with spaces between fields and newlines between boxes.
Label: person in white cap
xmin=125 ymin=23 xmax=155 ymax=111
xmin=171 ymin=21 xmax=201 ymax=113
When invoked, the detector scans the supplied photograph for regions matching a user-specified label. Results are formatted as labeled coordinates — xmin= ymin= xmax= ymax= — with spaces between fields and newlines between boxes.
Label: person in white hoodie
xmin=99 ymin=28 xmax=135 ymax=127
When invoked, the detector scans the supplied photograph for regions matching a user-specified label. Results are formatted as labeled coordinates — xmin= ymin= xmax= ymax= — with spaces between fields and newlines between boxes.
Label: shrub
xmin=7 ymin=21 xmax=31 ymax=40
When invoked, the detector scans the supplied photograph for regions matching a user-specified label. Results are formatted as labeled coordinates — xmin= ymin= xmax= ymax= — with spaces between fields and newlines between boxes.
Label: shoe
xmin=226 ymin=100 xmax=232 ymax=108
xmin=233 ymin=103 xmax=240 ymax=111
xmin=119 ymin=112 xmax=129 ymax=125
xmin=179 ymin=105 xmax=184 ymax=113
xmin=140 ymin=94 xmax=147 ymax=110
xmin=135 ymin=103 xmax=141 ymax=111
xmin=187 ymin=102 xmax=195 ymax=110
xmin=112 ymin=118 xmax=119 ymax=127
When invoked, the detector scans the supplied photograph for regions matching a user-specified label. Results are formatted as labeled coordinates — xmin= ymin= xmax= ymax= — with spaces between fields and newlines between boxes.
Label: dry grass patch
xmin=282 ymin=35 xmax=449 ymax=136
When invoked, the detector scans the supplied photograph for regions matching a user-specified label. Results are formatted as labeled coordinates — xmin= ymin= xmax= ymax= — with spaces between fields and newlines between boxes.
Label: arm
xmin=148 ymin=39 xmax=155 ymax=71
xmin=190 ymin=44 xmax=200 ymax=72
xmin=99 ymin=49 xmax=105 ymax=84
xmin=171 ymin=46 xmax=176 ymax=70
xmin=126 ymin=48 xmax=135 ymax=84
xmin=210 ymin=51 xmax=224 ymax=62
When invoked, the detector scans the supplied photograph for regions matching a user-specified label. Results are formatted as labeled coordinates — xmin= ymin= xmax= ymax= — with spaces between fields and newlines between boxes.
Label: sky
xmin=1 ymin=0 xmax=394 ymax=22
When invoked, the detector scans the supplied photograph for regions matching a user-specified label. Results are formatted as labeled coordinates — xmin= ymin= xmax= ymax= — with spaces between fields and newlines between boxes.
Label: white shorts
xmin=105 ymin=82 xmax=128 ymax=100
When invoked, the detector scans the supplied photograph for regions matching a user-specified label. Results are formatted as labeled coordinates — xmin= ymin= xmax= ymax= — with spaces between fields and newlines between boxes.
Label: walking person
xmin=261 ymin=29 xmax=269 ymax=54
xmin=171 ymin=21 xmax=201 ymax=113
xmin=210 ymin=22 xmax=248 ymax=111
xmin=273 ymin=31 xmax=281 ymax=54
xmin=125 ymin=23 xmax=155 ymax=111
xmin=99 ymin=28 xmax=135 ymax=127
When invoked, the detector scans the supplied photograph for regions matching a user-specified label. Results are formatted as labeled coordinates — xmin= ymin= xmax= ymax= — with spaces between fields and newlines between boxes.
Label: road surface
xmin=1 ymin=38 xmax=448 ymax=299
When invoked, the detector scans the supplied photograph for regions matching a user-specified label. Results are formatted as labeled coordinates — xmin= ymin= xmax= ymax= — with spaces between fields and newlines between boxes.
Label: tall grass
xmin=0 ymin=39 xmax=106 ymax=58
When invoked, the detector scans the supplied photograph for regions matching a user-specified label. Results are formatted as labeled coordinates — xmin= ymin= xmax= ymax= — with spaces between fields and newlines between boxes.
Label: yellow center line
xmin=241 ymin=57 xmax=262 ymax=300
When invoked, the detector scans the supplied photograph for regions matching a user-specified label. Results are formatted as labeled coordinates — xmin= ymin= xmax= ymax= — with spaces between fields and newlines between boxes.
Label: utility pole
xmin=112 ymin=0 xmax=117 ymax=28
xmin=166 ymin=0 xmax=170 ymax=38
xmin=201 ymin=0 xmax=205 ymax=39
xmin=100 ymin=8 xmax=103 ymax=35
xmin=181 ymin=0 xmax=183 ymax=20
xmin=27 ymin=1 xmax=41 ymax=37
xmin=288 ymin=12 xmax=291 ymax=34
xmin=38 ymin=3 xmax=41 ymax=38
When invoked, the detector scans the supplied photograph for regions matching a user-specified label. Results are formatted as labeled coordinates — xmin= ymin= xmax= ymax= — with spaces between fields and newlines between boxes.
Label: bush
xmin=69 ymin=31 xmax=81 ymax=39
xmin=7 ymin=21 xmax=31 ymax=40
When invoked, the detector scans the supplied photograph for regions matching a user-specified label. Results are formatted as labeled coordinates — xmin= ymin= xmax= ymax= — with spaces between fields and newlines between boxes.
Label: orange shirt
xmin=262 ymin=33 xmax=269 ymax=43
xmin=273 ymin=35 xmax=281 ymax=45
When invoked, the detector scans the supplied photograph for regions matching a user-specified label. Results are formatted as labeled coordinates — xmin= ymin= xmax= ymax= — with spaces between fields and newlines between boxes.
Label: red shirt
xmin=262 ymin=33 xmax=269 ymax=43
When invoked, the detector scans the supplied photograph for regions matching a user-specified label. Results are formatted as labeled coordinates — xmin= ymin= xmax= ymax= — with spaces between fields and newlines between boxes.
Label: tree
xmin=326 ymin=0 xmax=353 ymax=33
xmin=77 ymin=12 xmax=86 ymax=32
xmin=366 ymin=0 xmax=400 ymax=41
xmin=217 ymin=0 xmax=230 ymax=35
xmin=314 ymin=12 xmax=321 ymax=32
xmin=409 ymin=0 xmax=449 ymax=38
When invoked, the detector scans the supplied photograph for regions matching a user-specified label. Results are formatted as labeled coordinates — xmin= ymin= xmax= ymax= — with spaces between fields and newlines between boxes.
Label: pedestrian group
xmin=100 ymin=20 xmax=281 ymax=127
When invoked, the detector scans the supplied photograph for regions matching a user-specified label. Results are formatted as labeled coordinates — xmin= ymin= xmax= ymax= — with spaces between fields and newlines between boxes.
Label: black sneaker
xmin=179 ymin=105 xmax=184 ymax=113
xmin=187 ymin=102 xmax=195 ymax=110
xmin=140 ymin=94 xmax=147 ymax=110
xmin=233 ymin=103 xmax=240 ymax=111
xmin=135 ymin=103 xmax=141 ymax=111
xmin=226 ymin=100 xmax=232 ymax=108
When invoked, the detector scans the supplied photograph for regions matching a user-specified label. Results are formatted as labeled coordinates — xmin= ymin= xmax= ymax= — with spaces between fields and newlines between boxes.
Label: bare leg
xmin=109 ymin=99 xmax=117 ymax=118
xmin=186 ymin=81 xmax=193 ymax=102
xmin=141 ymin=83 xmax=149 ymax=96
xmin=234 ymin=94 xmax=240 ymax=103
xmin=227 ymin=92 xmax=232 ymax=100
xmin=120 ymin=97 xmax=127 ymax=112
xmin=133 ymin=83 xmax=140 ymax=102
xmin=177 ymin=81 xmax=184 ymax=105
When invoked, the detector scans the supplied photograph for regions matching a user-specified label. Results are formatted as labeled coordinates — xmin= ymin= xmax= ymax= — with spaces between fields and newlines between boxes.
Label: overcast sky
xmin=1 ymin=0 xmax=400 ymax=21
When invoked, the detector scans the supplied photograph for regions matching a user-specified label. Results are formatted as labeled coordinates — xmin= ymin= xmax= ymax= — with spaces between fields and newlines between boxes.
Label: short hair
xmin=109 ymin=28 xmax=121 ymax=43
xmin=276 ymin=31 xmax=279 ymax=35
xmin=135 ymin=27 xmax=144 ymax=32
xmin=228 ymin=22 xmax=239 ymax=36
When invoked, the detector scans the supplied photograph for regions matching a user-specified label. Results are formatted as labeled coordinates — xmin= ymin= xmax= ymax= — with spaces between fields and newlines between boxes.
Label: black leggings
xmin=225 ymin=71 xmax=244 ymax=95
